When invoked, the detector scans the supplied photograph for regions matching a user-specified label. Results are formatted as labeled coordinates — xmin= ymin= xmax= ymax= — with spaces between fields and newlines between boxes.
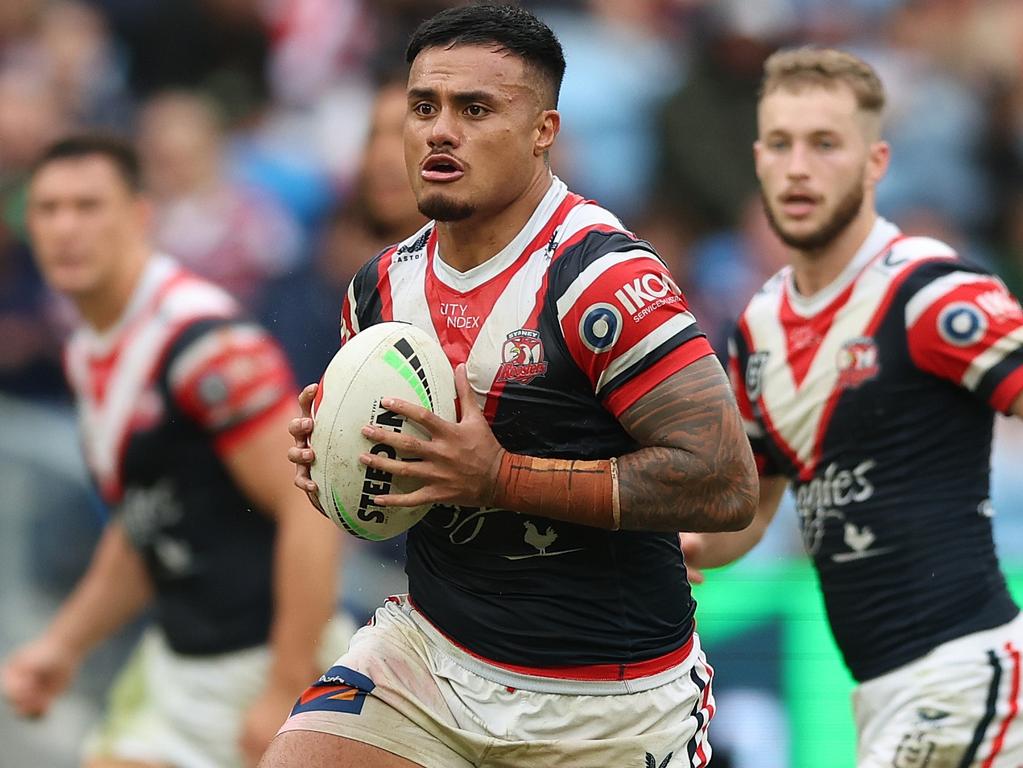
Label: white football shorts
xmin=83 ymin=616 xmax=354 ymax=768
xmin=279 ymin=594 xmax=716 ymax=768
xmin=854 ymin=611 xmax=1023 ymax=767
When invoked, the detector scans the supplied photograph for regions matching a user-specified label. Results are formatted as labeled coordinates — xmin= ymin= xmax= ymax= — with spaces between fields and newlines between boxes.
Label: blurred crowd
xmin=4 ymin=0 xmax=1023 ymax=397
xmin=3 ymin=0 xmax=1023 ymax=766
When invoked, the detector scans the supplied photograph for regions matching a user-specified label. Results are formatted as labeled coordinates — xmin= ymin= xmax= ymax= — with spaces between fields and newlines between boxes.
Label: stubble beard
xmin=417 ymin=191 xmax=475 ymax=222
xmin=761 ymin=179 xmax=865 ymax=253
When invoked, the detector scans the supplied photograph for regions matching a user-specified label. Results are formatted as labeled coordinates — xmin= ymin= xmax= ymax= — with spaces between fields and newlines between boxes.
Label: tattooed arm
xmin=617 ymin=354 xmax=758 ymax=532
xmin=351 ymin=357 xmax=757 ymax=533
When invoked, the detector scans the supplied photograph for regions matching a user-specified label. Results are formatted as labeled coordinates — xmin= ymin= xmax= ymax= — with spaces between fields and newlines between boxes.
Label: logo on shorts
xmin=836 ymin=336 xmax=880 ymax=390
xmin=894 ymin=730 xmax=936 ymax=767
xmin=290 ymin=665 xmax=375 ymax=716
xmin=645 ymin=752 xmax=674 ymax=768
xmin=496 ymin=329 xmax=548 ymax=384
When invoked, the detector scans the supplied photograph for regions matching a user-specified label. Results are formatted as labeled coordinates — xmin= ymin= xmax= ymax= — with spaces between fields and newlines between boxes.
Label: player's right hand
xmin=1 ymin=637 xmax=77 ymax=718
xmin=287 ymin=383 xmax=324 ymax=513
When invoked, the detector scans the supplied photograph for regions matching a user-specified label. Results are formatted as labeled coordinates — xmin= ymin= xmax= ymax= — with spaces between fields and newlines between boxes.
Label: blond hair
xmin=760 ymin=47 xmax=885 ymax=115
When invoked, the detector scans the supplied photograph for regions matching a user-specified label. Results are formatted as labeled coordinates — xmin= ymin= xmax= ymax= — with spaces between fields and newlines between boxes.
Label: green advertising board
xmin=693 ymin=561 xmax=1023 ymax=768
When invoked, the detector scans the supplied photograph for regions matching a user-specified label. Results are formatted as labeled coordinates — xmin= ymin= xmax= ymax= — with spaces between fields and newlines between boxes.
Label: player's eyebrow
xmin=407 ymin=87 xmax=500 ymax=106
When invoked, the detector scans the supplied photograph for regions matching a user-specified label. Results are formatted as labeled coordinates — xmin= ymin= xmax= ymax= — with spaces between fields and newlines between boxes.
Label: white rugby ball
xmin=310 ymin=322 xmax=456 ymax=540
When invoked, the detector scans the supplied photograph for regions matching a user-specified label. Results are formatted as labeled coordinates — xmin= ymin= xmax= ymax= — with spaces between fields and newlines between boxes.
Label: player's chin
xmin=417 ymin=192 xmax=474 ymax=222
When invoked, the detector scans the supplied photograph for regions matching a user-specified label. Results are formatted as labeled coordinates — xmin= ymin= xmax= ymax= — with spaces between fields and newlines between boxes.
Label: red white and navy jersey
xmin=341 ymin=177 xmax=715 ymax=669
xmin=64 ymin=256 xmax=296 ymax=655
xmin=731 ymin=218 xmax=1023 ymax=682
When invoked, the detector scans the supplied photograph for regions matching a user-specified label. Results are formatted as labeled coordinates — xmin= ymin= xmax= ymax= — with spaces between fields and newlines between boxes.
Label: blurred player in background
xmin=269 ymin=4 xmax=758 ymax=768
xmin=1 ymin=134 xmax=347 ymax=768
xmin=684 ymin=48 xmax=1023 ymax=766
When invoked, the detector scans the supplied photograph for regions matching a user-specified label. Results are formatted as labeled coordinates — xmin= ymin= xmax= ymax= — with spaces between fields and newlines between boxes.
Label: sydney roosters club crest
xmin=496 ymin=328 xmax=548 ymax=384
xmin=836 ymin=336 xmax=880 ymax=390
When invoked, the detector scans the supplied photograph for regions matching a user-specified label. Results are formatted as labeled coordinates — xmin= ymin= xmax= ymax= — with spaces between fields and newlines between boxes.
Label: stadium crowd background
xmin=1 ymin=0 xmax=1022 ymax=766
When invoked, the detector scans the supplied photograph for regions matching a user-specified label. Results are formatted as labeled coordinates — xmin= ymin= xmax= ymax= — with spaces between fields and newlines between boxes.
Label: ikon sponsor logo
xmin=614 ymin=272 xmax=682 ymax=320
xmin=976 ymin=288 xmax=1023 ymax=322
xmin=496 ymin=329 xmax=548 ymax=384
xmin=836 ymin=336 xmax=880 ymax=390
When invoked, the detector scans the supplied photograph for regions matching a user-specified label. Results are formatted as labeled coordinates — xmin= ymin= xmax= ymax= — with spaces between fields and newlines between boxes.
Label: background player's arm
xmin=1012 ymin=392 xmax=1023 ymax=418
xmin=616 ymin=354 xmax=759 ymax=532
xmin=222 ymin=409 xmax=341 ymax=764
xmin=681 ymin=475 xmax=788 ymax=582
xmin=1 ymin=521 xmax=152 ymax=717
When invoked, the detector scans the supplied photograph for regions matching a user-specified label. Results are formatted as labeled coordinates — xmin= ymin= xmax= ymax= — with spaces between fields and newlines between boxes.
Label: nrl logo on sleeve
xmin=746 ymin=351 xmax=770 ymax=401
xmin=496 ymin=329 xmax=549 ymax=384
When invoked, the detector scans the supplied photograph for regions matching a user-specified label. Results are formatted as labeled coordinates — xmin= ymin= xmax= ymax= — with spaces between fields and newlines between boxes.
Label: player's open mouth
xmin=780 ymin=192 xmax=818 ymax=218
xmin=421 ymin=154 xmax=464 ymax=182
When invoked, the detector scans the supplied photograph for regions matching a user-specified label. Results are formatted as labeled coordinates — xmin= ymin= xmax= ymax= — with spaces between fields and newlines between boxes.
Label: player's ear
xmin=865 ymin=140 xmax=890 ymax=189
xmin=534 ymin=109 xmax=560 ymax=157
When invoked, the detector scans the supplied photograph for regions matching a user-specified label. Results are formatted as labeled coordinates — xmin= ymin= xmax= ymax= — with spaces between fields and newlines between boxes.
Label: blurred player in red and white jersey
xmin=684 ymin=48 xmax=1023 ymax=766
xmin=0 ymin=134 xmax=348 ymax=768
xmin=272 ymin=5 xmax=758 ymax=768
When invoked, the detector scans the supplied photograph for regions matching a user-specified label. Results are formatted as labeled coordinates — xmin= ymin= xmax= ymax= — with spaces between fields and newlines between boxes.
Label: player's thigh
xmin=259 ymin=731 xmax=426 ymax=768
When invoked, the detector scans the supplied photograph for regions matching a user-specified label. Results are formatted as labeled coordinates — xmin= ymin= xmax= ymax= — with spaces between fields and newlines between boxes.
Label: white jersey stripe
xmin=904 ymin=271 xmax=994 ymax=328
xmin=962 ymin=326 xmax=1023 ymax=391
xmin=343 ymin=278 xmax=360 ymax=343
xmin=167 ymin=324 xmax=266 ymax=389
xmin=554 ymin=201 xmax=626 ymax=241
xmin=555 ymin=249 xmax=658 ymax=321
xmin=388 ymin=257 xmax=437 ymax=346
xmin=595 ymin=311 xmax=697 ymax=395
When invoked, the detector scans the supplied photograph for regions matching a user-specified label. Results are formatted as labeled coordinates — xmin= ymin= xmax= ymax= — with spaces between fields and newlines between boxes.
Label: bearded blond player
xmin=684 ymin=49 xmax=1023 ymax=766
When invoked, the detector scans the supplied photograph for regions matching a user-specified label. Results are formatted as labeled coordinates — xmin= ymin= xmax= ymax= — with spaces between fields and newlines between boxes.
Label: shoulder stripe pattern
xmin=65 ymin=260 xmax=237 ymax=500
xmin=903 ymin=263 xmax=1023 ymax=411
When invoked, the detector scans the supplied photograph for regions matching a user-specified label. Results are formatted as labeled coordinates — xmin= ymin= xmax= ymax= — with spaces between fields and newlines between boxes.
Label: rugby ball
xmin=310 ymin=322 xmax=456 ymax=540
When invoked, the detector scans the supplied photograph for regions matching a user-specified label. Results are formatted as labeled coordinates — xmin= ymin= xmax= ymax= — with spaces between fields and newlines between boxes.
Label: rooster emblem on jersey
xmin=496 ymin=329 xmax=549 ymax=384
xmin=523 ymin=521 xmax=558 ymax=554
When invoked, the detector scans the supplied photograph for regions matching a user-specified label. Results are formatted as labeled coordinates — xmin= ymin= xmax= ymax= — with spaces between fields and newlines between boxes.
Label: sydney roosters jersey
xmin=64 ymin=256 xmax=296 ymax=655
xmin=341 ymin=177 xmax=715 ymax=668
xmin=731 ymin=218 xmax=1023 ymax=682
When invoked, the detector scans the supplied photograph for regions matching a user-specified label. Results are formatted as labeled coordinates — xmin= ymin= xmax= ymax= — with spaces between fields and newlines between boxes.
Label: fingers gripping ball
xmin=310 ymin=322 xmax=456 ymax=540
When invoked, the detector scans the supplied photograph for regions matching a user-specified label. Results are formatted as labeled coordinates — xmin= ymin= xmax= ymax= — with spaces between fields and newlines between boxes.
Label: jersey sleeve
xmin=903 ymin=264 xmax=1023 ymax=413
xmin=340 ymin=248 xmax=391 ymax=346
xmin=556 ymin=248 xmax=714 ymax=417
xmin=168 ymin=321 xmax=297 ymax=454
xmin=728 ymin=331 xmax=781 ymax=477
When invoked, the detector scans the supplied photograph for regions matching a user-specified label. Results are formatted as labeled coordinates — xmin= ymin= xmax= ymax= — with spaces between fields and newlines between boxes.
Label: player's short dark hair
xmin=405 ymin=3 xmax=566 ymax=109
xmin=32 ymin=133 xmax=142 ymax=193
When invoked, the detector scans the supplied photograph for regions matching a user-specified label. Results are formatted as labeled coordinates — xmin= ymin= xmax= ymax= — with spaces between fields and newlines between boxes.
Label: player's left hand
xmin=358 ymin=363 xmax=506 ymax=508
xmin=238 ymin=683 xmax=297 ymax=767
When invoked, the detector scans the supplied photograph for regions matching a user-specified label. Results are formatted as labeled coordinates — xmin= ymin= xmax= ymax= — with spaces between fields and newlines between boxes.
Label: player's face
xmin=27 ymin=155 xmax=147 ymax=297
xmin=404 ymin=43 xmax=557 ymax=222
xmin=755 ymin=84 xmax=887 ymax=252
